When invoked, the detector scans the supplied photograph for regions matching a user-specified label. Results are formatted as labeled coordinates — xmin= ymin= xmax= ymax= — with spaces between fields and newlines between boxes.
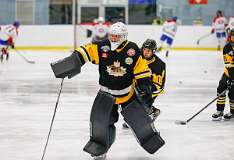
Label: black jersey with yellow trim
xmin=74 ymin=40 xmax=151 ymax=101
xmin=223 ymin=42 xmax=234 ymax=65
xmin=147 ymin=54 xmax=166 ymax=96
xmin=222 ymin=42 xmax=234 ymax=80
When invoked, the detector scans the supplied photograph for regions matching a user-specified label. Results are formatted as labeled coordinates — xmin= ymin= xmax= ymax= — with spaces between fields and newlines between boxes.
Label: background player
xmin=123 ymin=39 xmax=166 ymax=129
xmin=211 ymin=10 xmax=228 ymax=50
xmin=91 ymin=17 xmax=110 ymax=43
xmin=157 ymin=16 xmax=178 ymax=57
xmin=0 ymin=21 xmax=20 ymax=62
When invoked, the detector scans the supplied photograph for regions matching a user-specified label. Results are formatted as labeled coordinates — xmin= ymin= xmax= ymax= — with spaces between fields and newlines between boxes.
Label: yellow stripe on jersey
xmin=76 ymin=43 xmax=99 ymax=64
xmin=223 ymin=54 xmax=234 ymax=64
xmin=115 ymin=87 xmax=135 ymax=104
xmin=116 ymin=41 xmax=129 ymax=53
xmin=152 ymin=70 xmax=165 ymax=86
xmin=152 ymin=90 xmax=164 ymax=97
xmin=76 ymin=47 xmax=89 ymax=63
xmin=134 ymin=56 xmax=151 ymax=79
xmin=224 ymin=67 xmax=229 ymax=77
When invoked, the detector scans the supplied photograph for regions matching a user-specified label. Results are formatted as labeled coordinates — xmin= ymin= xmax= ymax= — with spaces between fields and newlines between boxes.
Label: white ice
xmin=0 ymin=50 xmax=233 ymax=160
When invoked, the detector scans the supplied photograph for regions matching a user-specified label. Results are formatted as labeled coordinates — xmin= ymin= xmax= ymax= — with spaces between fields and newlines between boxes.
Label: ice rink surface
xmin=0 ymin=50 xmax=234 ymax=160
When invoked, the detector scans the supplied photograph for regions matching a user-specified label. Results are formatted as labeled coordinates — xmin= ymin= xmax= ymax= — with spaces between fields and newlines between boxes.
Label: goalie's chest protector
xmin=97 ymin=41 xmax=140 ymax=90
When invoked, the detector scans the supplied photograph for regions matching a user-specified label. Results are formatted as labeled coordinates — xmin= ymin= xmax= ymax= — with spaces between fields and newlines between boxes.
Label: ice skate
xmin=92 ymin=153 xmax=107 ymax=160
xmin=223 ymin=112 xmax=234 ymax=120
xmin=212 ymin=111 xmax=223 ymax=121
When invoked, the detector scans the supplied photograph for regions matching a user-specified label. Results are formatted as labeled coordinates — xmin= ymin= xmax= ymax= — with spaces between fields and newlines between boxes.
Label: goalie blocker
xmin=50 ymin=51 xmax=82 ymax=79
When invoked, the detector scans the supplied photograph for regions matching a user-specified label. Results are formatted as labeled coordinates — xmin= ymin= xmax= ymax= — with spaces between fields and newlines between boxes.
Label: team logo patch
xmin=127 ymin=48 xmax=135 ymax=56
xmin=106 ymin=61 xmax=127 ymax=77
xmin=101 ymin=45 xmax=110 ymax=52
xmin=125 ymin=57 xmax=133 ymax=65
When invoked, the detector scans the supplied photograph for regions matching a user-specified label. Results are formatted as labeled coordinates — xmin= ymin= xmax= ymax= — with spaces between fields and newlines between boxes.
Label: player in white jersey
xmin=91 ymin=17 xmax=109 ymax=43
xmin=211 ymin=10 xmax=228 ymax=50
xmin=0 ymin=21 xmax=20 ymax=62
xmin=157 ymin=16 xmax=178 ymax=57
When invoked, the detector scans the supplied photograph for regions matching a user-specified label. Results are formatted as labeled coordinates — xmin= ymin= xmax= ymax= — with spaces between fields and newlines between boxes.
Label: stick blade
xmin=175 ymin=120 xmax=187 ymax=125
xmin=28 ymin=60 xmax=35 ymax=64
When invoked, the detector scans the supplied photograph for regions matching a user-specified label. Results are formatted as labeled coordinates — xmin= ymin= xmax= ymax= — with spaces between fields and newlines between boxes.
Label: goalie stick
xmin=41 ymin=78 xmax=64 ymax=160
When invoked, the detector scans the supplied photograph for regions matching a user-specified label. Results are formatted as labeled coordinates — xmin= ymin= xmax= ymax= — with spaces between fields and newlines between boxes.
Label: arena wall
xmin=15 ymin=25 xmax=221 ymax=51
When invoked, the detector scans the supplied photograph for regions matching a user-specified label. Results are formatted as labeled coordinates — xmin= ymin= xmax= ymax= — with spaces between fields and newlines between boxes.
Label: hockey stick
xmin=41 ymin=78 xmax=64 ymax=160
xmin=175 ymin=89 xmax=228 ymax=125
xmin=14 ymin=49 xmax=35 ymax=64
xmin=196 ymin=33 xmax=213 ymax=45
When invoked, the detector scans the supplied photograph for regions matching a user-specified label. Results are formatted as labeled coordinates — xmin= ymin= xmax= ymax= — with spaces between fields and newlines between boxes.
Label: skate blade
xmin=212 ymin=117 xmax=222 ymax=121
xmin=93 ymin=154 xmax=106 ymax=160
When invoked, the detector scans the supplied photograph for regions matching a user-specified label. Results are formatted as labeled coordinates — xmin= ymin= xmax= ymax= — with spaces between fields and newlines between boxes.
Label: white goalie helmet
xmin=108 ymin=22 xmax=128 ymax=51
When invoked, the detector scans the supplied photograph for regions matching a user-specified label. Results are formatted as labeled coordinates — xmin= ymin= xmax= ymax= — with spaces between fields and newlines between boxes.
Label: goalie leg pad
xmin=83 ymin=90 xmax=116 ymax=156
xmin=50 ymin=51 xmax=82 ymax=79
xmin=121 ymin=100 xmax=165 ymax=154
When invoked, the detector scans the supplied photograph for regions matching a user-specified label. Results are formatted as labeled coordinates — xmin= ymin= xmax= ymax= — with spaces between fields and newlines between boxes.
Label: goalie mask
xmin=108 ymin=22 xmax=128 ymax=51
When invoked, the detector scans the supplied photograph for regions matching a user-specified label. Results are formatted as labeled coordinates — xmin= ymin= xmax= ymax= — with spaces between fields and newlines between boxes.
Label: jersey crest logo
xmin=127 ymin=48 xmax=135 ymax=56
xmin=101 ymin=45 xmax=110 ymax=52
xmin=125 ymin=57 xmax=133 ymax=65
xmin=106 ymin=61 xmax=127 ymax=77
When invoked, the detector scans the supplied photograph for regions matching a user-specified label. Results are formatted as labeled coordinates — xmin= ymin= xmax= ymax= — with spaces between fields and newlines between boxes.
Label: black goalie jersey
xmin=75 ymin=40 xmax=151 ymax=104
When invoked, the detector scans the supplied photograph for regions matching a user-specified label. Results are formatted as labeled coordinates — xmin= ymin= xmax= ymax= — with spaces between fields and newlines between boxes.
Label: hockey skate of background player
xmin=212 ymin=29 xmax=234 ymax=121
xmin=123 ymin=39 xmax=166 ymax=129
xmin=51 ymin=22 xmax=165 ymax=159
xmin=0 ymin=21 xmax=20 ymax=62
xmin=211 ymin=10 xmax=228 ymax=50
xmin=157 ymin=16 xmax=178 ymax=57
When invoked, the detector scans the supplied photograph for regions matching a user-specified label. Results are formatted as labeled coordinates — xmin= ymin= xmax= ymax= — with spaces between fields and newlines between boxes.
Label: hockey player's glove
xmin=50 ymin=51 xmax=83 ymax=79
xmin=7 ymin=37 xmax=13 ymax=46
xmin=10 ymin=44 xmax=15 ymax=49
xmin=227 ymin=80 xmax=234 ymax=89
xmin=211 ymin=29 xmax=215 ymax=34
xmin=135 ymin=78 xmax=154 ymax=108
